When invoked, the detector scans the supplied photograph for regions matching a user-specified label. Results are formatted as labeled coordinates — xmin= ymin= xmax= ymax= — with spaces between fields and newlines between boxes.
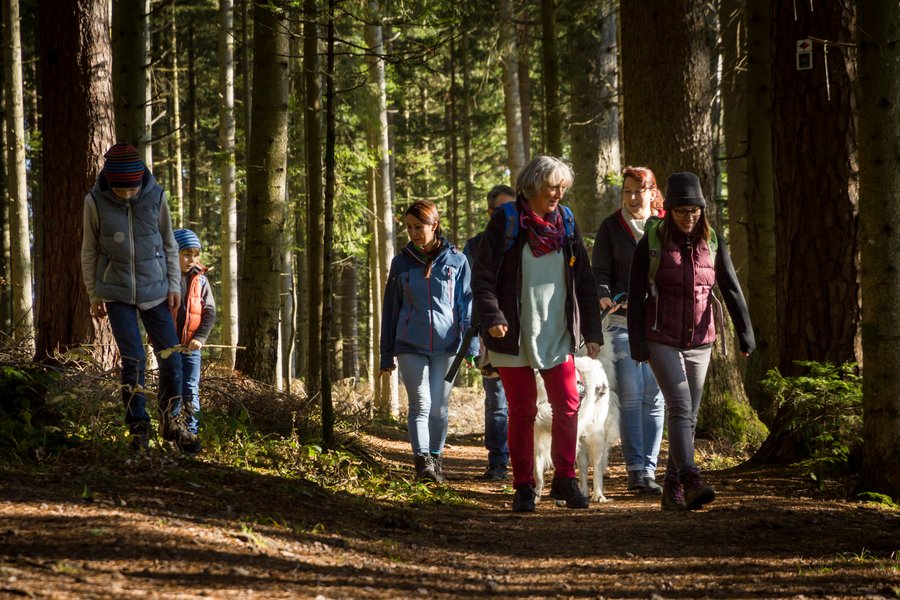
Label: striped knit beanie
xmin=103 ymin=143 xmax=145 ymax=188
xmin=174 ymin=229 xmax=201 ymax=251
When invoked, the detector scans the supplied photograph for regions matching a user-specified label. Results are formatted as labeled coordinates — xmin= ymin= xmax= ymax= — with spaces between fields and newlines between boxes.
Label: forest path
xmin=0 ymin=422 xmax=898 ymax=599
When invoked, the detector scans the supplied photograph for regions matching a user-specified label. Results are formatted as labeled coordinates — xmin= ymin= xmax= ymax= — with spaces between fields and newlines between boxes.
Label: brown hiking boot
xmin=682 ymin=466 xmax=715 ymax=510
xmin=661 ymin=472 xmax=686 ymax=511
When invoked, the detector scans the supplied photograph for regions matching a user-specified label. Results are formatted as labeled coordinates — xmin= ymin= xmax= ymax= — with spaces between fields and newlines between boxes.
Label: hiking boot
xmin=163 ymin=415 xmax=202 ymax=454
xmin=414 ymin=453 xmax=439 ymax=482
xmin=661 ymin=473 xmax=686 ymax=511
xmin=482 ymin=463 xmax=509 ymax=481
xmin=643 ymin=475 xmax=663 ymax=495
xmin=511 ymin=484 xmax=536 ymax=512
xmin=129 ymin=421 xmax=150 ymax=452
xmin=430 ymin=453 xmax=446 ymax=483
xmin=549 ymin=477 xmax=590 ymax=509
xmin=627 ymin=470 xmax=645 ymax=491
xmin=682 ymin=466 xmax=715 ymax=510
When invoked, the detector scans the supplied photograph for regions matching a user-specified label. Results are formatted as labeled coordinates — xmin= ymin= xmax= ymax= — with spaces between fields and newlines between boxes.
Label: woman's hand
xmin=599 ymin=297 xmax=614 ymax=310
xmin=585 ymin=342 xmax=601 ymax=358
xmin=90 ymin=301 xmax=107 ymax=319
xmin=380 ymin=365 xmax=396 ymax=374
xmin=488 ymin=324 xmax=508 ymax=338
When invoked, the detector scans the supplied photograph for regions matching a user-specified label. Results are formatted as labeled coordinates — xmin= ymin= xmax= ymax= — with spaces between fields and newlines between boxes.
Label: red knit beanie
xmin=103 ymin=143 xmax=145 ymax=188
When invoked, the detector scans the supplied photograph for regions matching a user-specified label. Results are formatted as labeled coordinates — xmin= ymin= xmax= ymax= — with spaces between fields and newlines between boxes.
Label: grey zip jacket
xmin=81 ymin=170 xmax=180 ymax=309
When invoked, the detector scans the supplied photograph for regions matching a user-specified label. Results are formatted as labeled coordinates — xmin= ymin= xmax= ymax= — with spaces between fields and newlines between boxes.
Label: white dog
xmin=533 ymin=349 xmax=620 ymax=503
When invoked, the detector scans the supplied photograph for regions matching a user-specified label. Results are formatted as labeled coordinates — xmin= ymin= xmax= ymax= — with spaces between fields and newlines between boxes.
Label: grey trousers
xmin=647 ymin=342 xmax=713 ymax=476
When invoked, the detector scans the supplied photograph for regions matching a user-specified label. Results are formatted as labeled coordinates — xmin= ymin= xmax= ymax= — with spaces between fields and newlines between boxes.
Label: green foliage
xmin=761 ymin=361 xmax=862 ymax=482
xmin=855 ymin=492 xmax=899 ymax=509
xmin=0 ymin=365 xmax=68 ymax=459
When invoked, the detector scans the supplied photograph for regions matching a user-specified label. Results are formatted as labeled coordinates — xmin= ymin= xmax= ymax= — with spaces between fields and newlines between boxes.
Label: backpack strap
xmin=500 ymin=201 xmax=519 ymax=253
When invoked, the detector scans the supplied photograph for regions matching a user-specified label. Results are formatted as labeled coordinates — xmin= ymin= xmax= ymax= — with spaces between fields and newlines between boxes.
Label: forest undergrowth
xmin=1 ymin=343 xmax=899 ymax=599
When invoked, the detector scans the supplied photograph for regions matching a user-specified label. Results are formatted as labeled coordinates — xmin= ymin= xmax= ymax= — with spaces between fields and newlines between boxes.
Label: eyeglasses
xmin=671 ymin=207 xmax=702 ymax=218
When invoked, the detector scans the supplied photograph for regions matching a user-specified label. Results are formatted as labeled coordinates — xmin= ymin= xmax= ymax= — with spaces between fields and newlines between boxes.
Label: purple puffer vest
xmin=645 ymin=234 xmax=716 ymax=349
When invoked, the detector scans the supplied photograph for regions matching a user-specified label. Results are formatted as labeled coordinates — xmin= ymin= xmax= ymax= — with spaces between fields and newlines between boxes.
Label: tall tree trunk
xmin=562 ymin=1 xmax=620 ymax=234
xmin=858 ymin=0 xmax=900 ymax=502
xmin=499 ymin=0 xmax=525 ymax=184
xmin=460 ymin=17 xmax=474 ymax=241
xmin=36 ymin=0 xmax=115 ymax=366
xmin=112 ymin=0 xmax=151 ymax=163
xmin=772 ymin=2 xmax=859 ymax=375
xmin=187 ymin=23 xmax=201 ymax=229
xmin=621 ymin=0 xmax=762 ymax=448
xmin=280 ymin=240 xmax=294 ymax=389
xmin=743 ymin=0 xmax=777 ymax=419
xmin=366 ymin=0 xmax=398 ymax=416
xmin=517 ymin=20 xmax=531 ymax=159
xmin=0 ymin=88 xmax=9 ymax=336
xmin=541 ymin=0 xmax=561 ymax=157
xmin=219 ymin=0 xmax=238 ymax=369
xmin=753 ymin=2 xmax=859 ymax=465
xmin=168 ymin=2 xmax=185 ymax=228
xmin=234 ymin=0 xmax=289 ymax=384
xmin=304 ymin=0 xmax=323 ymax=399
xmin=3 ymin=0 xmax=34 ymax=344
xmin=237 ymin=0 xmax=251 ymax=283
xmin=320 ymin=0 xmax=336 ymax=448
xmin=719 ymin=0 xmax=748 ymax=290
xmin=340 ymin=255 xmax=359 ymax=380
xmin=446 ymin=38 xmax=459 ymax=243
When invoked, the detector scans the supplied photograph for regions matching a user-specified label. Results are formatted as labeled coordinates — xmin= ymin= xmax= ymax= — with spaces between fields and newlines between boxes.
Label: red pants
xmin=498 ymin=357 xmax=580 ymax=488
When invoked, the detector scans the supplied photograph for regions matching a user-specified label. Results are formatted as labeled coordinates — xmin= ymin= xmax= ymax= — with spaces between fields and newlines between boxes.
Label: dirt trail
xmin=1 ymin=423 xmax=898 ymax=599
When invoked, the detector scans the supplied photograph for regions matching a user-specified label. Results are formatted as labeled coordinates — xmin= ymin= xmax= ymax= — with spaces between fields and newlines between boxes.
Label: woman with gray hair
xmin=472 ymin=155 xmax=603 ymax=512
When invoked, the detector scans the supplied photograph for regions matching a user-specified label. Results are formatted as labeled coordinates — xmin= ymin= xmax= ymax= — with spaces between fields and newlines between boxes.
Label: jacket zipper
xmin=127 ymin=199 xmax=136 ymax=305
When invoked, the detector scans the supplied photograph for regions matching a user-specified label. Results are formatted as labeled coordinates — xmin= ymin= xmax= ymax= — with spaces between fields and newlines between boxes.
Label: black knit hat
xmin=664 ymin=172 xmax=706 ymax=210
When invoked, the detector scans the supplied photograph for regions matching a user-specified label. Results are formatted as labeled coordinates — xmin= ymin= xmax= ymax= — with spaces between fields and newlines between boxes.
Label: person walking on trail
xmin=380 ymin=200 xmax=478 ymax=483
xmin=81 ymin=143 xmax=201 ymax=454
xmin=172 ymin=229 xmax=216 ymax=437
xmin=463 ymin=184 xmax=515 ymax=481
xmin=592 ymin=166 xmax=666 ymax=495
xmin=627 ymin=171 xmax=755 ymax=511
xmin=472 ymin=155 xmax=603 ymax=513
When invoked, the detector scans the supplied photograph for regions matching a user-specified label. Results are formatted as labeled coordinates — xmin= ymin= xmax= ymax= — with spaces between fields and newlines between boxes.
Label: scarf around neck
xmin=519 ymin=199 xmax=565 ymax=257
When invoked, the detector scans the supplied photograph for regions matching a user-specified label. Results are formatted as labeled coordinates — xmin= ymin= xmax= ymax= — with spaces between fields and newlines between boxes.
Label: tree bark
xmin=321 ymin=0 xmax=336 ymax=448
xmin=111 ymin=0 xmax=152 ymax=163
xmin=857 ymin=0 xmax=900 ymax=501
xmin=36 ymin=0 xmax=115 ymax=366
xmin=771 ymin=2 xmax=859 ymax=375
xmin=219 ymin=0 xmax=238 ymax=369
xmin=168 ymin=3 xmax=185 ymax=228
xmin=621 ymin=0 xmax=763 ymax=448
xmin=304 ymin=0 xmax=323 ymax=399
xmin=562 ymin=0 xmax=620 ymax=234
xmin=541 ymin=0 xmax=560 ymax=157
xmin=499 ymin=0 xmax=525 ymax=184
xmin=743 ymin=0 xmax=778 ymax=419
xmin=3 ymin=0 xmax=34 ymax=344
xmin=234 ymin=0 xmax=289 ymax=384
xmin=187 ymin=23 xmax=201 ymax=230
xmin=365 ymin=0 xmax=398 ymax=417
xmin=340 ymin=255 xmax=359 ymax=380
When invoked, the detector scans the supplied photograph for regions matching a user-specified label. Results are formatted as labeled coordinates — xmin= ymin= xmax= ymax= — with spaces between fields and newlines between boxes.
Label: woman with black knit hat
xmin=627 ymin=171 xmax=755 ymax=511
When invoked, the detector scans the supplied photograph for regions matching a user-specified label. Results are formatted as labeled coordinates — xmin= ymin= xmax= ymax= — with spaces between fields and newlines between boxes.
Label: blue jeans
xmin=181 ymin=349 xmax=202 ymax=434
xmin=106 ymin=300 xmax=184 ymax=426
xmin=483 ymin=375 xmax=509 ymax=467
xmin=397 ymin=353 xmax=453 ymax=455
xmin=609 ymin=325 xmax=664 ymax=477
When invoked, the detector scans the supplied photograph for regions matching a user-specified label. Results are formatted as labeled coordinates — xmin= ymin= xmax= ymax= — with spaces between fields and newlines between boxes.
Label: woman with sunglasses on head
xmin=592 ymin=167 xmax=666 ymax=496
xmin=627 ymin=172 xmax=755 ymax=512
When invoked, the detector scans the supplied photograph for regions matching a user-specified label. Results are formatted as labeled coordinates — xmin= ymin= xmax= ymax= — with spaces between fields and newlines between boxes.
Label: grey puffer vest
xmin=92 ymin=181 xmax=169 ymax=305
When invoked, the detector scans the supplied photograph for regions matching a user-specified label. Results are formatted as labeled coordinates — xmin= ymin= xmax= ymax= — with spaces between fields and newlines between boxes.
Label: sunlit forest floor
xmin=0 ymin=359 xmax=898 ymax=599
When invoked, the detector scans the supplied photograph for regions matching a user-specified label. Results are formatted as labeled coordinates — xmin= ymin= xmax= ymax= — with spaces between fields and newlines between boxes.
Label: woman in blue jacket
xmin=380 ymin=200 xmax=478 ymax=483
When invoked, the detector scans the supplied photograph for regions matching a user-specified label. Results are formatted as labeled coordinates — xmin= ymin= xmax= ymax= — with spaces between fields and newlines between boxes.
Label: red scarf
xmin=519 ymin=200 xmax=565 ymax=257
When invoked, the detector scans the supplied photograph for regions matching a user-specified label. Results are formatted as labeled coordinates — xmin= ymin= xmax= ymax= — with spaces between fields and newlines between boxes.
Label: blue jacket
xmin=380 ymin=238 xmax=478 ymax=370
